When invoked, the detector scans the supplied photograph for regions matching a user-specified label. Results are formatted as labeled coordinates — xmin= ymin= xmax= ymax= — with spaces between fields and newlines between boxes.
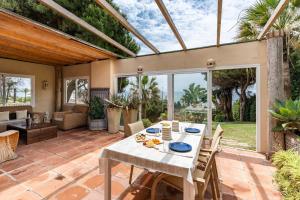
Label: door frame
xmin=114 ymin=63 xmax=261 ymax=151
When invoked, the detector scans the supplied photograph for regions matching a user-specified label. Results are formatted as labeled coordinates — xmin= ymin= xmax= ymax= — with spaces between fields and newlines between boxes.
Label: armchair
xmin=53 ymin=105 xmax=88 ymax=130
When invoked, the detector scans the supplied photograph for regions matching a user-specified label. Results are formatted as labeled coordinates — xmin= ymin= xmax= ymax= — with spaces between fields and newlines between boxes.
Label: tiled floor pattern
xmin=0 ymin=128 xmax=282 ymax=200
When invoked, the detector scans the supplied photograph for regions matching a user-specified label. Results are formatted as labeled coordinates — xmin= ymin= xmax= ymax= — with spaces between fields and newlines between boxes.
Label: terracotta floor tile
xmin=9 ymin=190 xmax=42 ymax=200
xmin=82 ymin=173 xmax=104 ymax=190
xmin=32 ymin=175 xmax=72 ymax=198
xmin=22 ymin=171 xmax=61 ymax=190
xmin=51 ymin=185 xmax=89 ymax=200
xmin=252 ymin=184 xmax=282 ymax=200
xmin=0 ymin=128 xmax=282 ymax=200
xmin=9 ymin=163 xmax=48 ymax=182
xmin=0 ymin=174 xmax=17 ymax=191
xmin=81 ymin=190 xmax=103 ymax=200
xmin=0 ymin=181 xmax=28 ymax=198
xmin=0 ymin=156 xmax=34 ymax=172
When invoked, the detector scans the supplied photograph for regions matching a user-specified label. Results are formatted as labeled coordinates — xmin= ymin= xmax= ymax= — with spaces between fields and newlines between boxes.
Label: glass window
xmin=65 ymin=78 xmax=89 ymax=104
xmin=0 ymin=74 xmax=33 ymax=106
xmin=141 ymin=75 xmax=168 ymax=123
xmin=174 ymin=72 xmax=208 ymax=123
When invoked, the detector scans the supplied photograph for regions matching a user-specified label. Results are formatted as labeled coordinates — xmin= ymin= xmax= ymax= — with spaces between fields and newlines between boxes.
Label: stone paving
xmin=0 ymin=128 xmax=282 ymax=200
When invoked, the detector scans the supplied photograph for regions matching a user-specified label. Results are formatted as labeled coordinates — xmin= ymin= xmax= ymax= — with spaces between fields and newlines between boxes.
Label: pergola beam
xmin=155 ymin=0 xmax=187 ymax=50
xmin=38 ymin=0 xmax=136 ymax=57
xmin=257 ymin=0 xmax=289 ymax=40
xmin=95 ymin=0 xmax=160 ymax=54
xmin=217 ymin=0 xmax=223 ymax=46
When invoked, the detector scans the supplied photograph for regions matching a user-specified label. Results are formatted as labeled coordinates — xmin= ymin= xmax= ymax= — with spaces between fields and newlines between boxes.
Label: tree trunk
xmin=267 ymin=36 xmax=285 ymax=153
xmin=13 ymin=88 xmax=16 ymax=103
xmin=282 ymin=34 xmax=291 ymax=98
xmin=239 ymin=86 xmax=248 ymax=121
xmin=222 ymin=88 xmax=233 ymax=121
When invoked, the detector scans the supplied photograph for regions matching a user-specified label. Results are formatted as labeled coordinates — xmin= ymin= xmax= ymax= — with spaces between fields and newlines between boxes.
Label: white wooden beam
xmin=217 ymin=0 xmax=223 ymax=46
xmin=95 ymin=0 xmax=160 ymax=54
xmin=38 ymin=0 xmax=136 ymax=57
xmin=257 ymin=0 xmax=289 ymax=40
xmin=155 ymin=0 xmax=187 ymax=50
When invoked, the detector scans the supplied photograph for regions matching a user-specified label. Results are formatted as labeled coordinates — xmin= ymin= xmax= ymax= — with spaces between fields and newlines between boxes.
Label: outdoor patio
xmin=0 ymin=128 xmax=281 ymax=200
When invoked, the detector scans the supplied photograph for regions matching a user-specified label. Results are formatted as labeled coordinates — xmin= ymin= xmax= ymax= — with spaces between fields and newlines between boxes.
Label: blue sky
xmin=113 ymin=0 xmax=256 ymax=55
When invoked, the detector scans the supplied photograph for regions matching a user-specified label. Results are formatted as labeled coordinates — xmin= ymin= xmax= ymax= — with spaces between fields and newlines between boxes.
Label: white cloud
xmin=113 ymin=0 xmax=256 ymax=55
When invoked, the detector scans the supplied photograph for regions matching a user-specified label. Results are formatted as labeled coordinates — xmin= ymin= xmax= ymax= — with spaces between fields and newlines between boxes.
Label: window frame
xmin=0 ymin=73 xmax=35 ymax=107
xmin=64 ymin=76 xmax=90 ymax=105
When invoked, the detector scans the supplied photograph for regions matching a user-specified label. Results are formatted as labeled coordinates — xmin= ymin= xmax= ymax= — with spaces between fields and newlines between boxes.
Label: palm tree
xmin=236 ymin=0 xmax=300 ymax=98
xmin=130 ymin=76 xmax=161 ymax=119
xmin=181 ymin=83 xmax=207 ymax=106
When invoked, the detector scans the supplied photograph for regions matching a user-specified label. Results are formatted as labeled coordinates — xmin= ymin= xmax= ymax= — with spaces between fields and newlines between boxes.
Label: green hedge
xmin=272 ymin=150 xmax=300 ymax=200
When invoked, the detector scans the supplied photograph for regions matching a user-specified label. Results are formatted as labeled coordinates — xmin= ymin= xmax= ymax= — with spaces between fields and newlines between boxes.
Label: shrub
xmin=272 ymin=150 xmax=300 ymax=200
xmin=232 ymin=100 xmax=240 ymax=121
xmin=89 ymin=96 xmax=105 ymax=120
xmin=142 ymin=118 xmax=152 ymax=128
xmin=214 ymin=114 xmax=225 ymax=122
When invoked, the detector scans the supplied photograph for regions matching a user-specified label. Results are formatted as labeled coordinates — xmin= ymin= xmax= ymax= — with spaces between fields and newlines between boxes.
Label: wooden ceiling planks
xmin=0 ymin=9 xmax=118 ymax=66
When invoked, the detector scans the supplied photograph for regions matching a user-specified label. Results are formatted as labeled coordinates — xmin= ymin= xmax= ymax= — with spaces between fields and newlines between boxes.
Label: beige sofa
xmin=53 ymin=105 xmax=89 ymax=130
xmin=0 ymin=105 xmax=34 ymax=132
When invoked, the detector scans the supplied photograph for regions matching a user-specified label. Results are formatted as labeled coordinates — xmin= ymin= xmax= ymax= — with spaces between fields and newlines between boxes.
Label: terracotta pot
xmin=107 ymin=107 xmax=122 ymax=133
xmin=123 ymin=109 xmax=138 ymax=137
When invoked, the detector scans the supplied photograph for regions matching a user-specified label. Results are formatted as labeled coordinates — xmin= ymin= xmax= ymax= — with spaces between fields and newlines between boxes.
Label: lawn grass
xmin=212 ymin=121 xmax=256 ymax=150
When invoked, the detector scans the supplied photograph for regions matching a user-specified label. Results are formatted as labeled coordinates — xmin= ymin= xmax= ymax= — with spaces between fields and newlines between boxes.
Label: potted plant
xmin=88 ymin=96 xmax=106 ymax=130
xmin=105 ymin=94 xmax=123 ymax=134
xmin=123 ymin=93 xmax=140 ymax=137
xmin=269 ymin=99 xmax=300 ymax=152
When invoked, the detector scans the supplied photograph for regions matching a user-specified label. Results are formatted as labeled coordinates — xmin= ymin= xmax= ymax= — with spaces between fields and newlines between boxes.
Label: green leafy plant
xmin=89 ymin=96 xmax=105 ymax=120
xmin=123 ymin=93 xmax=140 ymax=110
xmin=269 ymin=99 xmax=300 ymax=131
xmin=272 ymin=150 xmax=300 ymax=200
xmin=105 ymin=94 xmax=123 ymax=109
xmin=142 ymin=118 xmax=152 ymax=128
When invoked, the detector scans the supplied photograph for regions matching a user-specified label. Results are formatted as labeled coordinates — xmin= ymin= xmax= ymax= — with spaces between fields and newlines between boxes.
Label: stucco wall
xmin=90 ymin=60 xmax=114 ymax=93
xmin=112 ymin=41 xmax=269 ymax=152
xmin=0 ymin=58 xmax=55 ymax=114
xmin=63 ymin=63 xmax=91 ymax=78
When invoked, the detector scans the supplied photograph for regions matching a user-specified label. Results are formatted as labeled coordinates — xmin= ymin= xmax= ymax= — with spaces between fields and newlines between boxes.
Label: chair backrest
xmin=211 ymin=124 xmax=223 ymax=149
xmin=203 ymin=146 xmax=219 ymax=179
xmin=128 ymin=121 xmax=145 ymax=135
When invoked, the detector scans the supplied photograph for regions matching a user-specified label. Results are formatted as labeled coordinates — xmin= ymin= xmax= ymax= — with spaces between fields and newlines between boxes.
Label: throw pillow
xmin=0 ymin=112 xmax=9 ymax=121
xmin=16 ymin=110 xmax=27 ymax=119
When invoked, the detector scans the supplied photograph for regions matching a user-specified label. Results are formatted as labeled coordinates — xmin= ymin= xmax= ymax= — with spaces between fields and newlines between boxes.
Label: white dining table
xmin=99 ymin=121 xmax=206 ymax=200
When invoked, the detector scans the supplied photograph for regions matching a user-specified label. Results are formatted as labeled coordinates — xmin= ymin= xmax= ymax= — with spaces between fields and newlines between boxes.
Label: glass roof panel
xmin=162 ymin=0 xmax=217 ymax=48
xmin=220 ymin=0 xmax=256 ymax=44
xmin=129 ymin=34 xmax=154 ymax=56
xmin=113 ymin=0 xmax=181 ymax=53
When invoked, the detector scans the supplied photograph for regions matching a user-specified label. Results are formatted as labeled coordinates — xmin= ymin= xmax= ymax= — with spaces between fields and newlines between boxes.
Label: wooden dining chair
xmin=202 ymin=124 xmax=223 ymax=152
xmin=150 ymin=150 xmax=219 ymax=200
xmin=128 ymin=121 xmax=145 ymax=185
xmin=198 ymin=136 xmax=222 ymax=198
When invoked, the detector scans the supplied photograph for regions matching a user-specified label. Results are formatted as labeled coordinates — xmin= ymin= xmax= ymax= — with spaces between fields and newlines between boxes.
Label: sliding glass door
xmin=173 ymin=72 xmax=208 ymax=124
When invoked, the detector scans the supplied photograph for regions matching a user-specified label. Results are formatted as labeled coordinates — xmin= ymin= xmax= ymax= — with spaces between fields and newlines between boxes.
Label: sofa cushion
xmin=0 ymin=111 xmax=9 ymax=121
xmin=16 ymin=110 xmax=27 ymax=119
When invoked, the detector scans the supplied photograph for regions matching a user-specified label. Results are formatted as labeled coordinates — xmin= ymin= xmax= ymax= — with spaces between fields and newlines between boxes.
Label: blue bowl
xmin=169 ymin=142 xmax=192 ymax=152
xmin=185 ymin=128 xmax=200 ymax=133
xmin=146 ymin=128 xmax=160 ymax=134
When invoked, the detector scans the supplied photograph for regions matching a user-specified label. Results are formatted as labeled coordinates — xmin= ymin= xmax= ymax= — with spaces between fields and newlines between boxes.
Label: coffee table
xmin=7 ymin=123 xmax=58 ymax=145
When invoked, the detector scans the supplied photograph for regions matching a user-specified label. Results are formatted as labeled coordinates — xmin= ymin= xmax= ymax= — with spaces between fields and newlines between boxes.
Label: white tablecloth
xmin=99 ymin=122 xmax=205 ymax=184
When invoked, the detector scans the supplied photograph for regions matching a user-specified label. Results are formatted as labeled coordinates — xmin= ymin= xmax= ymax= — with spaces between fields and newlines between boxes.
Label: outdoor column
xmin=267 ymin=32 xmax=285 ymax=153
xmin=54 ymin=66 xmax=63 ymax=111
